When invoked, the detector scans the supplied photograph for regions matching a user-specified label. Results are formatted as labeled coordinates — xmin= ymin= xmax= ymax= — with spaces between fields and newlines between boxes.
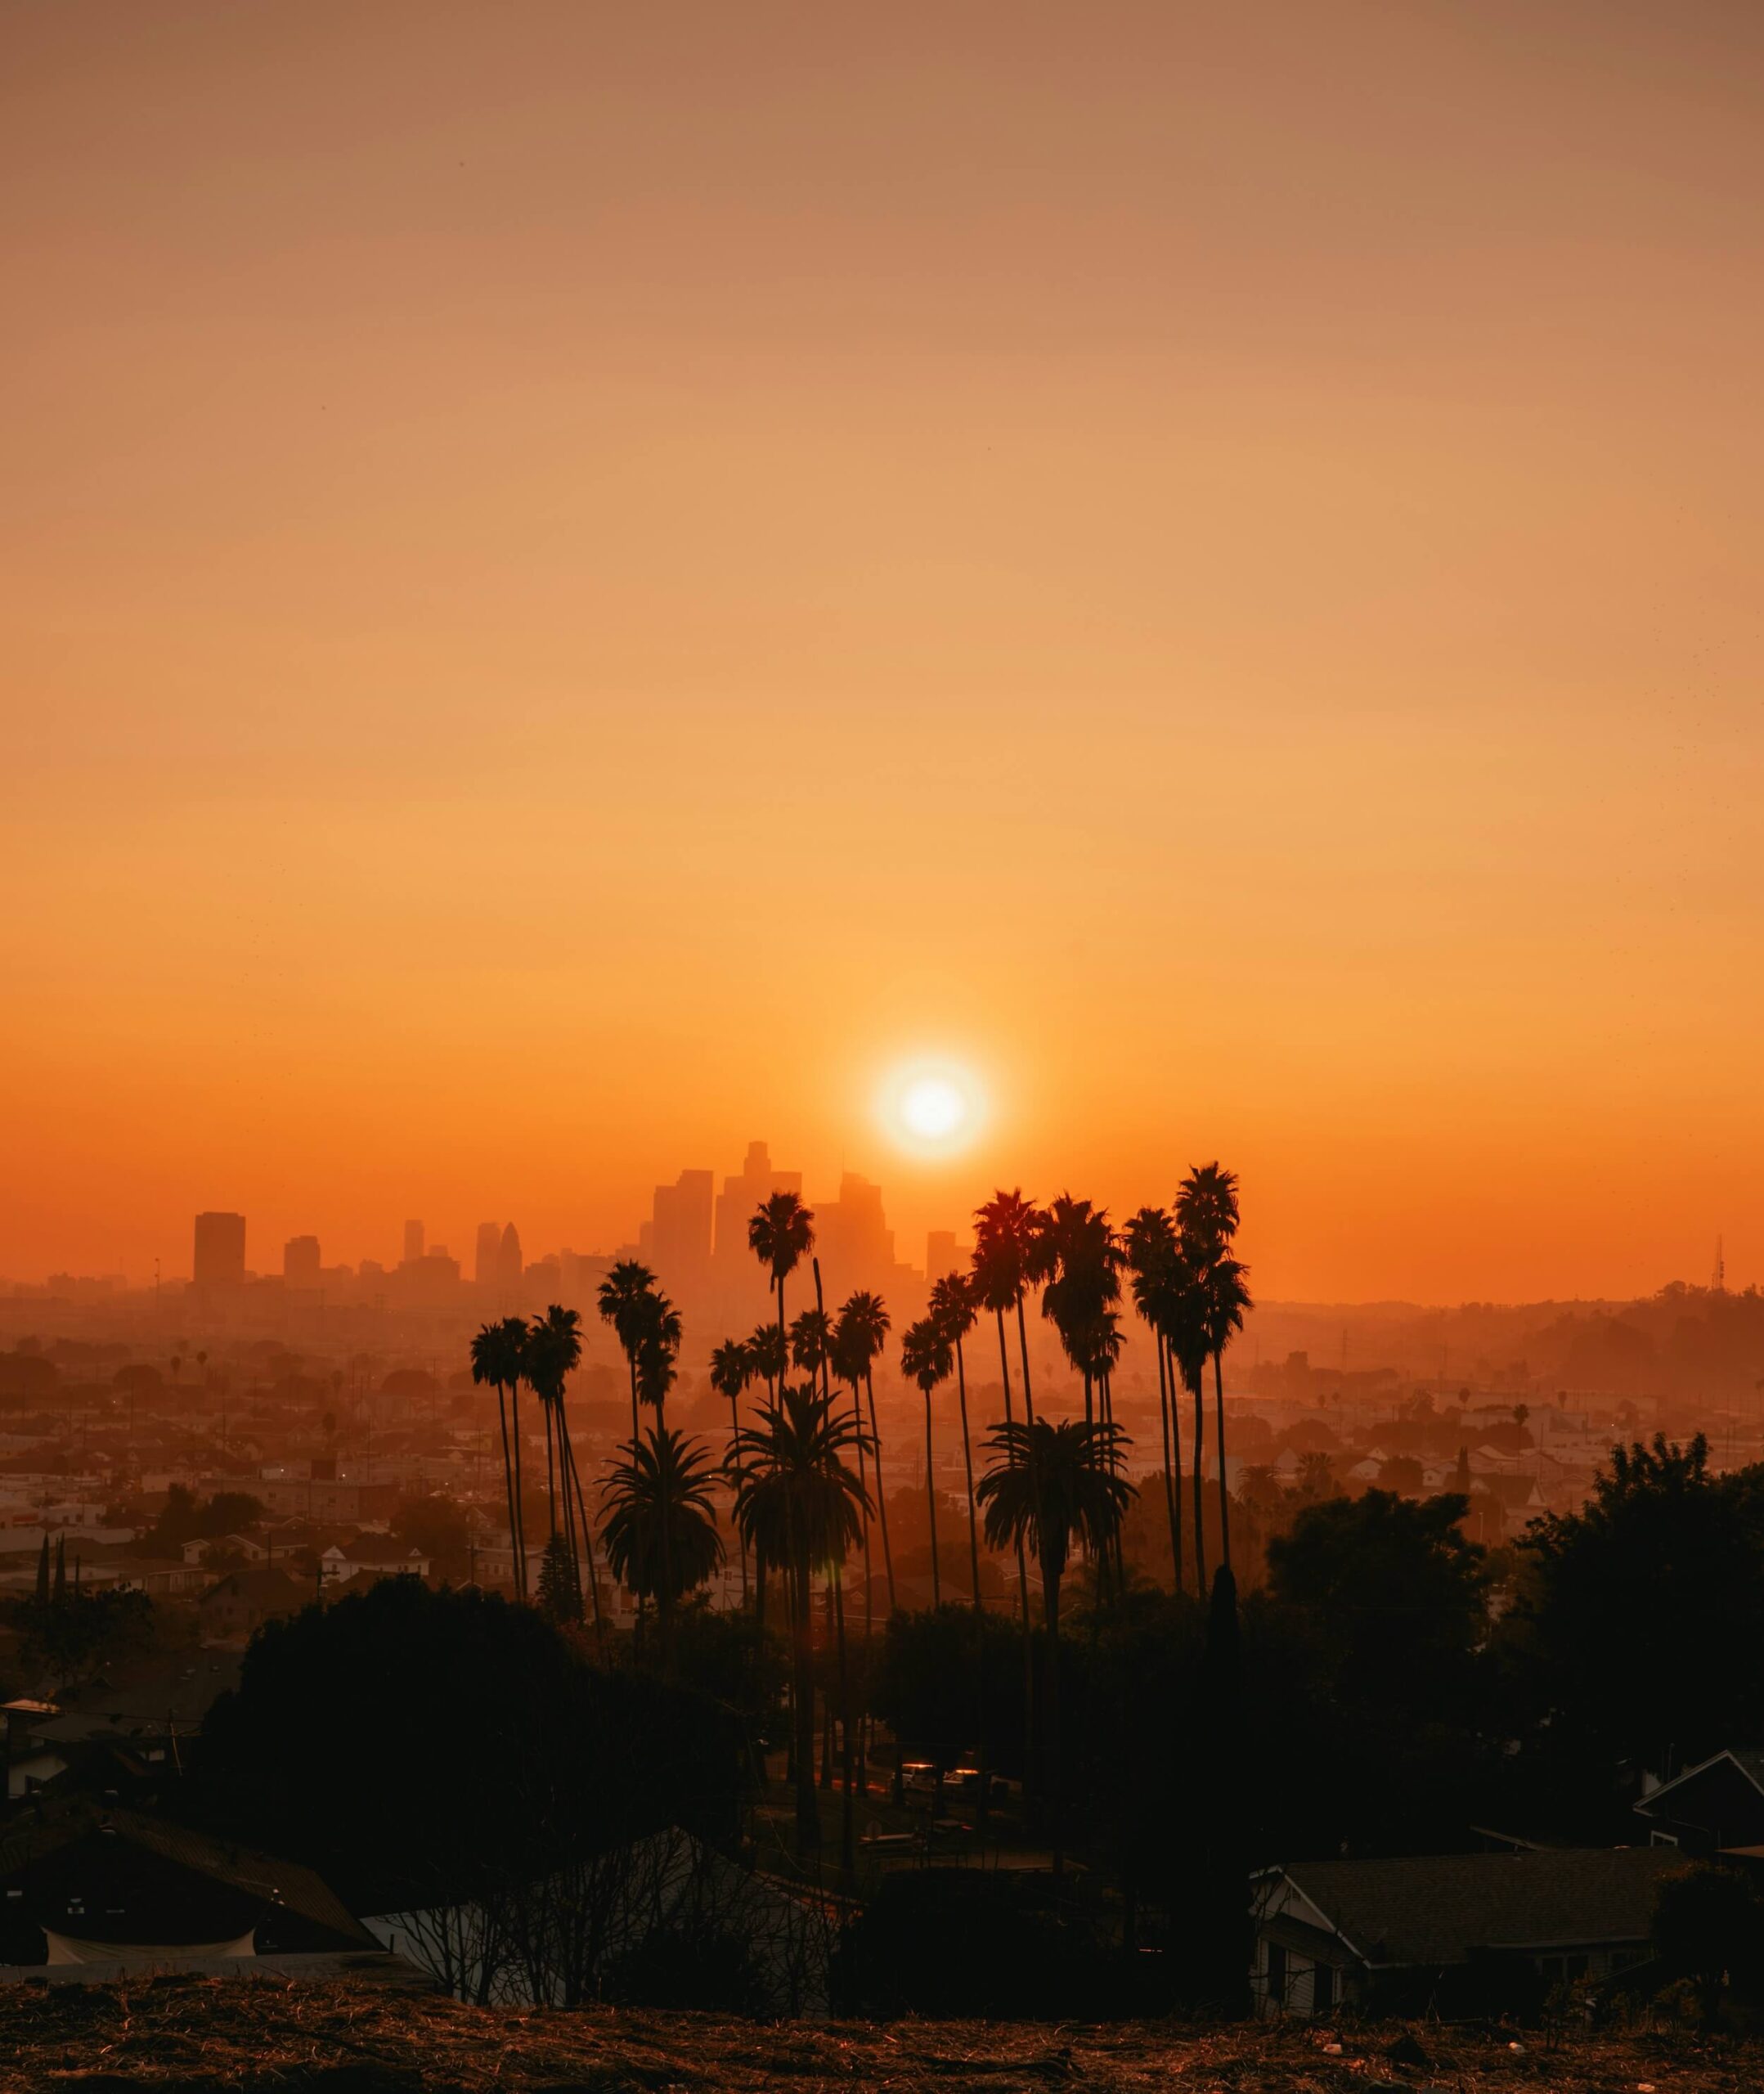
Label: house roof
xmin=1272 ymin=1848 xmax=1685 ymax=1969
xmin=1636 ymin=1747 xmax=1764 ymax=1813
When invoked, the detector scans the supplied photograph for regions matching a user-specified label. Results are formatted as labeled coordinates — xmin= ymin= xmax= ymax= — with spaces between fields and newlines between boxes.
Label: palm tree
xmin=601 ymin=1427 xmax=723 ymax=1669
xmin=1177 ymin=1163 xmax=1249 ymax=1579
xmin=469 ymin=1317 xmax=529 ymax=1600
xmin=729 ymin=1383 xmax=869 ymax=1858
xmin=899 ymin=1317 xmax=954 ymax=1607
xmin=971 ymin=1189 xmax=1044 ymax=1790
xmin=597 ymin=1259 xmax=660 ymax=1452
xmin=927 ymin=1273 xmax=983 ymax=1609
xmin=748 ymin=1191 xmax=815 ymax=1396
xmin=1030 ymin=1193 xmax=1124 ymax=1430
xmin=709 ymin=1339 xmax=755 ymax=1600
xmin=526 ymin=1305 xmax=597 ymax=1626
xmin=1124 ymin=1207 xmax=1183 ymax=1593
xmin=747 ymin=1321 xmax=787 ymax=1399
xmin=788 ymin=1308 xmax=834 ymax=1388
xmin=976 ymin=1415 xmax=1134 ymax=1872
xmin=833 ymin=1289 xmax=893 ymax=1616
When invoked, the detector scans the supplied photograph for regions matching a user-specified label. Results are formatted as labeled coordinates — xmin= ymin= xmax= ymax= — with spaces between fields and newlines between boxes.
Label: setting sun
xmin=878 ymin=1059 xmax=986 ymax=1157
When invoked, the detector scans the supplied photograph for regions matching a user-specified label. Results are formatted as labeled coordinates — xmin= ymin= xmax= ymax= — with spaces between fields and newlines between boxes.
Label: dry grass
xmin=0 ymin=1982 xmax=1750 ymax=2094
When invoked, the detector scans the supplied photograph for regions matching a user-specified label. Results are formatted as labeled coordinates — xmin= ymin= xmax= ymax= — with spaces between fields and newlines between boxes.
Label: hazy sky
xmin=4 ymin=2 xmax=1762 ymax=1299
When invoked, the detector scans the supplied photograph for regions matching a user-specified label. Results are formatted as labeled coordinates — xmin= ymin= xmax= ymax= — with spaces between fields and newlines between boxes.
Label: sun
xmin=878 ymin=1057 xmax=986 ymax=1156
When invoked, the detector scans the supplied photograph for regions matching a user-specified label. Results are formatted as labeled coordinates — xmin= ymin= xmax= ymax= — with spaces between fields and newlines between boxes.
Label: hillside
xmin=0 ymin=1983 xmax=1753 ymax=2094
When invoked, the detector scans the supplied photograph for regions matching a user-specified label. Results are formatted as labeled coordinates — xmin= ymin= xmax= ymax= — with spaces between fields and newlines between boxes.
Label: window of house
xmin=1267 ymin=1943 xmax=1287 ymax=2005
xmin=1313 ymin=1961 xmax=1335 ymax=2012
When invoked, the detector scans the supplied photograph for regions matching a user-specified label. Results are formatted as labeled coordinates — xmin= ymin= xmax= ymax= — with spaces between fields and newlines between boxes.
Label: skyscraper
xmin=499 ymin=1222 xmax=523 ymax=1294
xmin=284 ymin=1234 xmax=321 ymax=1287
xmin=649 ymin=1169 xmax=714 ymax=1286
xmin=402 ymin=1220 xmax=424 ymax=1267
xmin=474 ymin=1221 xmax=501 ymax=1287
xmin=712 ymin=1142 xmax=802 ymax=1271
xmin=925 ymin=1230 xmax=963 ymax=1282
xmin=193 ymin=1211 xmax=246 ymax=1287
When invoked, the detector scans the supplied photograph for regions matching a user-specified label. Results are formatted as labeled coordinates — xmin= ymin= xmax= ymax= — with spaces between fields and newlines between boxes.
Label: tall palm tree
xmin=469 ymin=1317 xmax=529 ymax=1600
xmin=831 ymin=1309 xmax=877 ymax=1640
xmin=976 ymin=1415 xmax=1134 ymax=1872
xmin=971 ymin=1189 xmax=1045 ymax=1791
xmin=709 ymin=1338 xmax=755 ymax=1600
xmin=927 ymin=1273 xmax=982 ymax=1609
xmin=1177 ymin=1163 xmax=1248 ymax=1580
xmin=597 ymin=1259 xmax=661 ymax=1452
xmin=1030 ymin=1193 xmax=1124 ymax=1430
xmin=788 ymin=1308 xmax=834 ymax=1389
xmin=747 ymin=1321 xmax=787 ymax=1398
xmin=1165 ymin=1255 xmax=1213 ymax=1597
xmin=748 ymin=1191 xmax=815 ymax=1396
xmin=601 ymin=1426 xmax=723 ymax=1670
xmin=729 ymin=1383 xmax=869 ymax=1858
xmin=1124 ymin=1208 xmax=1183 ymax=1593
xmin=833 ymin=1290 xmax=893 ymax=1615
xmin=899 ymin=1317 xmax=954 ymax=1608
xmin=525 ymin=1305 xmax=595 ymax=1624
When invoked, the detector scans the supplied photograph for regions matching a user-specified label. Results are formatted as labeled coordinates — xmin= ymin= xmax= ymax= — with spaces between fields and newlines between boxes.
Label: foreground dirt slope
xmin=0 ymin=1981 xmax=1748 ymax=2094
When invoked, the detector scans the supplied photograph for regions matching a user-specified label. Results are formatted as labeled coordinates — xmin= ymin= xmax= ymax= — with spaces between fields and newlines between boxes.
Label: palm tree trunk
xmin=851 ymin=1380 xmax=873 ymax=1641
xmin=835 ymin=1556 xmax=855 ymax=1876
xmin=865 ymin=1371 xmax=897 ymax=1613
xmin=820 ymin=1575 xmax=835 ymax=1789
xmin=793 ymin=1535 xmax=819 ymax=1854
xmin=1015 ymin=1296 xmax=1038 ymax=1427
xmin=996 ymin=1306 xmax=1036 ymax=1804
xmin=1165 ymin=1339 xmax=1185 ymax=1594
xmin=1156 ymin=1338 xmax=1181 ymax=1593
xmin=954 ymin=1333 xmax=988 ymax=1831
xmin=495 ymin=1386 xmax=519 ymax=1597
xmin=1044 ymin=1557 xmax=1063 ymax=1876
xmin=1191 ymin=1363 xmax=1207 ymax=1598
xmin=729 ymin=1389 xmax=750 ymax=1602
xmin=627 ymin=1351 xmax=640 ymax=1454
xmin=562 ymin=1427 xmax=605 ymax=1648
xmin=1214 ymin=1348 xmax=1232 ymax=1575
xmin=509 ymin=1385 xmax=528 ymax=1599
xmin=544 ymin=1400 xmax=558 ymax=1540
xmin=956 ymin=1339 xmax=981 ymax=1609
xmin=924 ymin=1391 xmax=940 ymax=1606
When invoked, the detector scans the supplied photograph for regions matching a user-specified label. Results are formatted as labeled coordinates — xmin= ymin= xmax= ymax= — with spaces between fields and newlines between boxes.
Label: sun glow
xmin=878 ymin=1058 xmax=986 ymax=1157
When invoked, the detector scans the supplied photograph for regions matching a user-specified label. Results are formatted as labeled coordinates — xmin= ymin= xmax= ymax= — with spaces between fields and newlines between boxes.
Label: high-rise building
xmin=926 ymin=1230 xmax=963 ymax=1281
xmin=284 ymin=1234 xmax=321 ymax=1287
xmin=815 ymin=1173 xmax=896 ymax=1289
xmin=402 ymin=1220 xmax=424 ymax=1268
xmin=499 ymin=1222 xmax=523 ymax=1292
xmin=474 ymin=1222 xmax=501 ymax=1287
xmin=193 ymin=1211 xmax=246 ymax=1287
xmin=649 ymin=1169 xmax=714 ymax=1285
xmin=712 ymin=1142 xmax=803 ymax=1270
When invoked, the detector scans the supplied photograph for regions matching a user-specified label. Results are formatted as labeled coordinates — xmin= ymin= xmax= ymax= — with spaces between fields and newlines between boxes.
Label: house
xmin=0 ymin=1801 xmax=412 ymax=1981
xmin=317 ymin=1544 xmax=430 ymax=1586
xmin=181 ymin=1534 xmax=267 ymax=1568
xmin=16 ymin=1651 xmax=243 ymax=1763
xmin=1634 ymin=1749 xmax=1764 ymax=1856
xmin=1252 ymin=1848 xmax=1684 ymax=2019
xmin=199 ymin=1567 xmax=305 ymax=1641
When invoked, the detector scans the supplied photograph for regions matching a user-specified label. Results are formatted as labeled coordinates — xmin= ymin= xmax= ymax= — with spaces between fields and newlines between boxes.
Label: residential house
xmin=1634 ymin=1749 xmax=1764 ymax=1856
xmin=1252 ymin=1848 xmax=1684 ymax=2019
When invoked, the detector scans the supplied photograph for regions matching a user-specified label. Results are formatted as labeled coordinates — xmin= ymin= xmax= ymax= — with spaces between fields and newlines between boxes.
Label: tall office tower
xmin=192 ymin=1211 xmax=246 ymax=1287
xmin=815 ymin=1173 xmax=895 ymax=1289
xmin=925 ymin=1230 xmax=962 ymax=1281
xmin=649 ymin=1169 xmax=714 ymax=1283
xmin=712 ymin=1142 xmax=803 ymax=1270
xmin=499 ymin=1222 xmax=523 ymax=1292
xmin=402 ymin=1220 xmax=424 ymax=1267
xmin=474 ymin=1221 xmax=501 ymax=1286
xmin=283 ymin=1234 xmax=322 ymax=1287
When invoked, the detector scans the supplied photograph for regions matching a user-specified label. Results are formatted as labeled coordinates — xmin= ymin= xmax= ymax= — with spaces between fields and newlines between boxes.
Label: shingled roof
xmin=1273 ymin=1847 xmax=1685 ymax=1969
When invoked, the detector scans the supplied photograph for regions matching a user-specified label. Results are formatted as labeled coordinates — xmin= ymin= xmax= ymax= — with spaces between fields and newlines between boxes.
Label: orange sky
xmin=4 ymin=1 xmax=1762 ymax=1300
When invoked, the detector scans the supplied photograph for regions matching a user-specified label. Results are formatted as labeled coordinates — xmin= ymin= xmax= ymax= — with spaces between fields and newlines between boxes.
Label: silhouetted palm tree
xmin=928 ymin=1272 xmax=983 ymax=1608
xmin=1177 ymin=1163 xmax=1249 ymax=1578
xmin=729 ymin=1383 xmax=869 ymax=1857
xmin=749 ymin=1191 xmax=815 ymax=1402
xmin=1030 ymin=1193 xmax=1124 ymax=1430
xmin=526 ymin=1305 xmax=597 ymax=1627
xmin=709 ymin=1338 xmax=754 ymax=1600
xmin=601 ymin=1426 xmax=722 ymax=1670
xmin=788 ymin=1308 xmax=834 ymax=1389
xmin=833 ymin=1289 xmax=893 ymax=1616
xmin=469 ymin=1317 xmax=529 ymax=1600
xmin=1124 ymin=1207 xmax=1183 ymax=1592
xmin=899 ymin=1316 xmax=954 ymax=1608
xmin=597 ymin=1259 xmax=661 ymax=1452
xmin=976 ymin=1415 xmax=1134 ymax=1872
xmin=747 ymin=1321 xmax=787 ymax=1399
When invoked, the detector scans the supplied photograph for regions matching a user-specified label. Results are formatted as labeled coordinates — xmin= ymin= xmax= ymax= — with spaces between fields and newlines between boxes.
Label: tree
xmin=833 ymin=1290 xmax=893 ymax=1619
xmin=601 ymin=1427 xmax=724 ymax=1669
xmin=470 ymin=1318 xmax=530 ymax=1599
xmin=393 ymin=1492 xmax=473 ymax=1579
xmin=747 ymin=1192 xmax=815 ymax=1409
xmin=747 ymin=1322 xmax=787 ymax=1399
xmin=597 ymin=1260 xmax=660 ymax=1454
xmin=976 ymin=1416 xmax=1134 ymax=1870
xmin=729 ymin=1383 xmax=869 ymax=1857
xmin=709 ymin=1340 xmax=755 ymax=1601
xmin=1030 ymin=1194 xmax=1124 ymax=1436
xmin=527 ymin=1305 xmax=596 ymax=1628
xmin=1177 ymin=1163 xmax=1250 ymax=1579
xmin=899 ymin=1318 xmax=954 ymax=1608
xmin=928 ymin=1273 xmax=983 ymax=1611
xmin=1124 ymin=1206 xmax=1184 ymax=1592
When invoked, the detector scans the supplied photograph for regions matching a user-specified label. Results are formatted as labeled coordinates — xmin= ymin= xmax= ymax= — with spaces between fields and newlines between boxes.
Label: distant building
xmin=926 ymin=1230 xmax=963 ymax=1281
xmin=474 ymin=1222 xmax=501 ymax=1287
xmin=713 ymin=1143 xmax=801 ymax=1271
xmin=283 ymin=1235 xmax=321 ymax=1287
xmin=647 ymin=1169 xmax=714 ymax=1287
xmin=192 ymin=1213 xmax=245 ymax=1288
xmin=815 ymin=1173 xmax=896 ymax=1290
xmin=401 ymin=1220 xmax=424 ymax=1268
xmin=498 ymin=1223 xmax=523 ymax=1292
